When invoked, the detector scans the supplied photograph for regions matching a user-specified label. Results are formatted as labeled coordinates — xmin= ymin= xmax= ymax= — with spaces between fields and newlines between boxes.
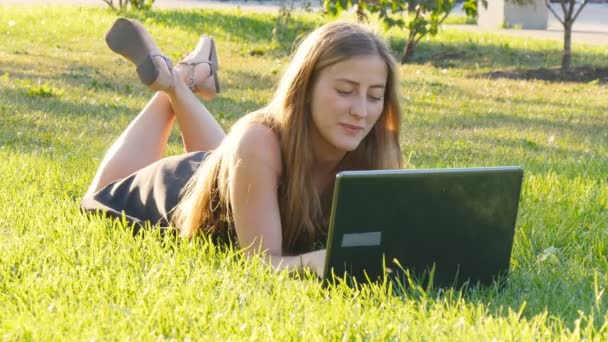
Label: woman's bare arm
xmin=227 ymin=123 xmax=325 ymax=276
xmin=262 ymin=249 xmax=326 ymax=277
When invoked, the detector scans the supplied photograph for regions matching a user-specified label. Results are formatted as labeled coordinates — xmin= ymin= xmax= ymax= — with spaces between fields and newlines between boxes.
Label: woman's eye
xmin=336 ymin=89 xmax=352 ymax=95
xmin=368 ymin=95 xmax=382 ymax=102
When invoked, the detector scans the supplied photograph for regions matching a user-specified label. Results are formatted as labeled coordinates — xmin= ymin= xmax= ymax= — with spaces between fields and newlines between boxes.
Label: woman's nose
xmin=349 ymin=95 xmax=368 ymax=118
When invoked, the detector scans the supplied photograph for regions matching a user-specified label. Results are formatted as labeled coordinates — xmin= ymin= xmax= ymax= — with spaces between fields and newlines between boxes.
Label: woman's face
xmin=309 ymin=54 xmax=388 ymax=160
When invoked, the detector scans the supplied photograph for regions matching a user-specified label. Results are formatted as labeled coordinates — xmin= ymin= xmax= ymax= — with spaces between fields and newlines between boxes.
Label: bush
xmin=101 ymin=0 xmax=155 ymax=11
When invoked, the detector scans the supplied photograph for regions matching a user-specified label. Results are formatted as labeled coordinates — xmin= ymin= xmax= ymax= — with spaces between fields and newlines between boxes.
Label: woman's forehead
xmin=319 ymin=55 xmax=388 ymax=85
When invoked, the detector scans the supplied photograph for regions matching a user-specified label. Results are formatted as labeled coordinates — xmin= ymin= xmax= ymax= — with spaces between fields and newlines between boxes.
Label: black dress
xmin=80 ymin=151 xmax=208 ymax=231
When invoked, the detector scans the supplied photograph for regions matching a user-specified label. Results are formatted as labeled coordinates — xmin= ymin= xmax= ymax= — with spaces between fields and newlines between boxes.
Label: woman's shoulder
xmin=229 ymin=121 xmax=282 ymax=174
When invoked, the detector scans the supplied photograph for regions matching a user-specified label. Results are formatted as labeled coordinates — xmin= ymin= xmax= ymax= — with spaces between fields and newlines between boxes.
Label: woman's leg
xmin=86 ymin=92 xmax=176 ymax=196
xmin=166 ymin=71 xmax=226 ymax=153
xmin=86 ymin=74 xmax=226 ymax=196
xmin=170 ymin=35 xmax=226 ymax=152
xmin=87 ymin=19 xmax=226 ymax=196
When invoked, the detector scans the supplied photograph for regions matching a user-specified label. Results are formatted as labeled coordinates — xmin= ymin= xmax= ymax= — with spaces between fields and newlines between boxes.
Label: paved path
xmin=446 ymin=24 xmax=608 ymax=46
xmin=2 ymin=0 xmax=607 ymax=45
xmin=449 ymin=3 xmax=608 ymax=46
xmin=0 ymin=0 xmax=293 ymax=11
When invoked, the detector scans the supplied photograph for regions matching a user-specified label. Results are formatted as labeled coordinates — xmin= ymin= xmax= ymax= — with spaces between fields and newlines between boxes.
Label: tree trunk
xmin=401 ymin=40 xmax=416 ymax=64
xmin=562 ymin=20 xmax=572 ymax=71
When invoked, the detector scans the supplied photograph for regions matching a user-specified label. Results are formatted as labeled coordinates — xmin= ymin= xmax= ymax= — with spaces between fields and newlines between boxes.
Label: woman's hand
xmin=256 ymin=249 xmax=326 ymax=278
xmin=300 ymin=249 xmax=326 ymax=278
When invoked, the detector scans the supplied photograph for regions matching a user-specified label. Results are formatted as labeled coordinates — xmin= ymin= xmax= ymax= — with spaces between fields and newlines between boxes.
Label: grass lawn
xmin=0 ymin=5 xmax=607 ymax=340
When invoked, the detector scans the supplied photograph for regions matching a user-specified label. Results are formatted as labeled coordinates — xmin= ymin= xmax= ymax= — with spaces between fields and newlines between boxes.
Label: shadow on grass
xmin=391 ymin=38 xmax=608 ymax=83
xmin=475 ymin=136 xmax=606 ymax=178
xmin=408 ymin=140 xmax=606 ymax=180
xmin=479 ymin=271 xmax=607 ymax=331
xmin=478 ymin=66 xmax=608 ymax=84
xmin=0 ymin=85 xmax=136 ymax=153
xmin=204 ymin=95 xmax=267 ymax=122
xmin=0 ymin=58 xmax=270 ymax=125
xmin=0 ymin=87 xmax=133 ymax=119
xmin=226 ymin=69 xmax=278 ymax=91
xmin=123 ymin=9 xmax=319 ymax=56
xmin=379 ymin=266 xmax=607 ymax=331
xmin=404 ymin=110 xmax=607 ymax=178
xmin=390 ymin=39 xmax=555 ymax=69
xmin=0 ymin=57 xmax=141 ymax=97
xmin=416 ymin=111 xmax=608 ymax=140
xmin=0 ymin=83 xmax=268 ymax=155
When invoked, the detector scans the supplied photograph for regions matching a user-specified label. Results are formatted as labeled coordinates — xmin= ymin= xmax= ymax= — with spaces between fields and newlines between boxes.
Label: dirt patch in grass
xmin=476 ymin=66 xmax=608 ymax=84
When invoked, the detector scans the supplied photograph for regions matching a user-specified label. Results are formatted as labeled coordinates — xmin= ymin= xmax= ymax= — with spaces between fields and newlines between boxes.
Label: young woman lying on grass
xmin=82 ymin=18 xmax=403 ymax=277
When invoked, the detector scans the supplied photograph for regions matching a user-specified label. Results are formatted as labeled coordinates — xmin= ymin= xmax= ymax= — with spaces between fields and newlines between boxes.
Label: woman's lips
xmin=339 ymin=123 xmax=364 ymax=134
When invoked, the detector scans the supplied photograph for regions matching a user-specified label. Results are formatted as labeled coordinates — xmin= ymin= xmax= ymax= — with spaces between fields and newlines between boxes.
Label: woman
xmin=82 ymin=18 xmax=403 ymax=277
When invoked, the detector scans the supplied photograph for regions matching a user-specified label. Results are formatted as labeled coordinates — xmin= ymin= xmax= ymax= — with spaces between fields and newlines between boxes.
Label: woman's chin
xmin=333 ymin=138 xmax=363 ymax=153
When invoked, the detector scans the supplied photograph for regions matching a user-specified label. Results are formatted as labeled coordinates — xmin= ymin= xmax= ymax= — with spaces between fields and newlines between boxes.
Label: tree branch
xmin=105 ymin=0 xmax=117 ymax=10
xmin=567 ymin=0 xmax=575 ymax=19
xmin=412 ymin=5 xmax=423 ymax=44
xmin=546 ymin=0 xmax=565 ymax=26
xmin=559 ymin=0 xmax=568 ymax=16
xmin=437 ymin=6 xmax=451 ymax=26
xmin=572 ymin=0 xmax=589 ymax=22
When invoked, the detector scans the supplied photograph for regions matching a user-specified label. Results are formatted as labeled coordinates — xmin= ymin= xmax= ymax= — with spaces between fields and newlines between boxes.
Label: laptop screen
xmin=323 ymin=166 xmax=523 ymax=288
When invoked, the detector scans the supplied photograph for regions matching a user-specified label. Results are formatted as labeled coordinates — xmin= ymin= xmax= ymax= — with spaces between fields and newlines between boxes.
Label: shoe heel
xmin=106 ymin=18 xmax=173 ymax=91
xmin=209 ymin=38 xmax=220 ymax=94
xmin=105 ymin=18 xmax=147 ymax=64
xmin=137 ymin=55 xmax=174 ymax=90
xmin=136 ymin=54 xmax=160 ymax=86
xmin=105 ymin=18 xmax=128 ymax=58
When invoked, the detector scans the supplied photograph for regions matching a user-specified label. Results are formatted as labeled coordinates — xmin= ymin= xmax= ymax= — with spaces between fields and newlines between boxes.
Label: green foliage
xmin=466 ymin=0 xmax=530 ymax=18
xmin=324 ymin=0 xmax=457 ymax=62
xmin=324 ymin=0 xmax=408 ymax=26
xmin=463 ymin=0 xmax=487 ymax=18
xmin=16 ymin=79 xmax=65 ymax=98
xmin=272 ymin=0 xmax=314 ymax=43
xmin=27 ymin=83 xmax=63 ymax=98
xmin=101 ymin=0 xmax=155 ymax=11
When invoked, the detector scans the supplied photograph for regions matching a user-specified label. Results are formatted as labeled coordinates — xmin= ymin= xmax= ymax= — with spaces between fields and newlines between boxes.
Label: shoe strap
xmin=151 ymin=54 xmax=175 ymax=89
xmin=177 ymin=60 xmax=214 ymax=91
xmin=152 ymin=54 xmax=174 ymax=68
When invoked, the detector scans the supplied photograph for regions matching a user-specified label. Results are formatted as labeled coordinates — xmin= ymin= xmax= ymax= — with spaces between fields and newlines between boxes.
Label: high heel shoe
xmin=176 ymin=35 xmax=220 ymax=100
xmin=105 ymin=18 xmax=175 ymax=91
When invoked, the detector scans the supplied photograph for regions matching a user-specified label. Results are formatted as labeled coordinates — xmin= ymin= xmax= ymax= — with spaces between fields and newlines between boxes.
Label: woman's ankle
xmin=163 ymin=77 xmax=190 ymax=100
xmin=174 ymin=63 xmax=212 ymax=92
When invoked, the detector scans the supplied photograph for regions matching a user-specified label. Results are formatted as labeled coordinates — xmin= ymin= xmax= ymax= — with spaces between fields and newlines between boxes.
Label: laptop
xmin=323 ymin=166 xmax=523 ymax=288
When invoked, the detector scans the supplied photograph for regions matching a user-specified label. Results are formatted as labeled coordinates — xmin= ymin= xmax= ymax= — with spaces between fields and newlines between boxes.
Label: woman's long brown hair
xmin=172 ymin=22 xmax=402 ymax=254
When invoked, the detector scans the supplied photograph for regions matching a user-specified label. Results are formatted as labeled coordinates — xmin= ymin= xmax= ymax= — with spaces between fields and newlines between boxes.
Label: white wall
xmin=478 ymin=0 xmax=549 ymax=30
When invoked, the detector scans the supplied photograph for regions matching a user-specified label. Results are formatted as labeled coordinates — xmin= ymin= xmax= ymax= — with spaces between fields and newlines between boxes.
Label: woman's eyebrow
xmin=334 ymin=78 xmax=386 ymax=89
